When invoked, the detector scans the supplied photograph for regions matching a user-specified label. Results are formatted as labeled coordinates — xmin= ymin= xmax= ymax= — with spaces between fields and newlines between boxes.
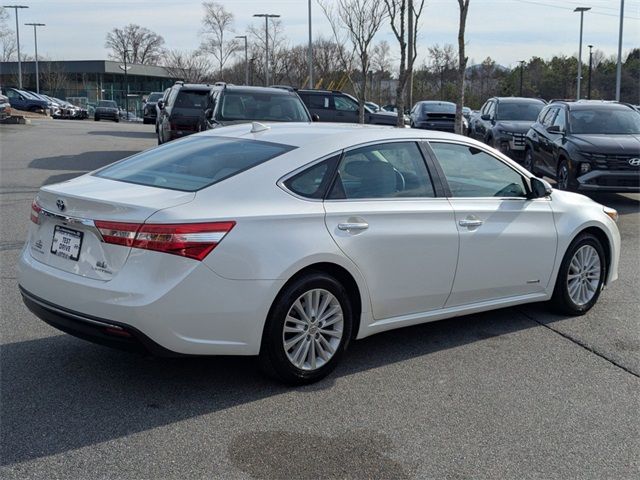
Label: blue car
xmin=1 ymin=87 xmax=49 ymax=113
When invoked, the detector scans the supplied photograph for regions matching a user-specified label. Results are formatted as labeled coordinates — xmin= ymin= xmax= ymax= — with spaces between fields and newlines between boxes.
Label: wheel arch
xmin=574 ymin=226 xmax=612 ymax=284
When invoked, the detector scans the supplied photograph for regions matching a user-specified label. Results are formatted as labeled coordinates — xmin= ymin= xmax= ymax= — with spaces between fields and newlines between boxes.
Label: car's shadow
xmin=28 ymin=151 xmax=139 ymax=186
xmin=1 ymin=307 xmax=537 ymax=466
xmin=88 ymin=130 xmax=156 ymax=139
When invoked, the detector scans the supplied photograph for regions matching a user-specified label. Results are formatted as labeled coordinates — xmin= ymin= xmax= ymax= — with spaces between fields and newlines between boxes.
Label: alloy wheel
xmin=566 ymin=245 xmax=601 ymax=306
xmin=282 ymin=288 xmax=344 ymax=371
xmin=558 ymin=165 xmax=569 ymax=190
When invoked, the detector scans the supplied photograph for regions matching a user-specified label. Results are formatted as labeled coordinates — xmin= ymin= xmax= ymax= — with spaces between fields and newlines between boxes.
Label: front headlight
xmin=497 ymin=129 xmax=514 ymax=136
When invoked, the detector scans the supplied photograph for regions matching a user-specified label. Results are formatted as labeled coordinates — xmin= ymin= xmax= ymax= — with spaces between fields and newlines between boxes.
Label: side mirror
xmin=528 ymin=177 xmax=553 ymax=199
xmin=205 ymin=108 xmax=214 ymax=120
xmin=311 ymin=113 xmax=320 ymax=122
xmin=481 ymin=114 xmax=491 ymax=121
xmin=546 ymin=124 xmax=563 ymax=134
xmin=157 ymin=100 xmax=165 ymax=109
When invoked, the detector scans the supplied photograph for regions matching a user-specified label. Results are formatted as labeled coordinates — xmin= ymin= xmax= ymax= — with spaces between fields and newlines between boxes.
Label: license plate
xmin=51 ymin=225 xmax=83 ymax=261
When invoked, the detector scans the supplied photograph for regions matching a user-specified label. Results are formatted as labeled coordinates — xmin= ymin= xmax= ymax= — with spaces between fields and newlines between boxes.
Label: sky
xmin=4 ymin=0 xmax=639 ymax=69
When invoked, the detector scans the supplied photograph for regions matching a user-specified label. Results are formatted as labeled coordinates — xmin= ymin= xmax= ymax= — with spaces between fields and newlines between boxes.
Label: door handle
xmin=459 ymin=219 xmax=484 ymax=228
xmin=338 ymin=222 xmax=369 ymax=231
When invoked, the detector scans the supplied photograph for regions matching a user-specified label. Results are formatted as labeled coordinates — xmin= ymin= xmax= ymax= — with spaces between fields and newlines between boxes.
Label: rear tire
xmin=550 ymin=233 xmax=606 ymax=316
xmin=259 ymin=272 xmax=353 ymax=385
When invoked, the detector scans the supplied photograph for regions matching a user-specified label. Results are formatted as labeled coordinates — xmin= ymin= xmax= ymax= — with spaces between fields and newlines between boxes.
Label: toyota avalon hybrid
xmin=19 ymin=123 xmax=620 ymax=384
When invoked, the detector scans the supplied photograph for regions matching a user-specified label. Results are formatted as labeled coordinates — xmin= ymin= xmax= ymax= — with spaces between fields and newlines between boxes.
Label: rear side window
xmin=95 ymin=136 xmax=295 ymax=192
xmin=284 ymin=155 xmax=340 ymax=199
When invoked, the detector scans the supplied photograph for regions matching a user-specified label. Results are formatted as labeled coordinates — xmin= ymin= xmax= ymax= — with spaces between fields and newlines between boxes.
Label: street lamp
xmin=574 ymin=6 xmax=591 ymax=100
xmin=307 ymin=0 xmax=313 ymax=88
xmin=587 ymin=44 xmax=593 ymax=100
xmin=24 ymin=23 xmax=45 ymax=94
xmin=519 ymin=60 xmax=526 ymax=97
xmin=3 ymin=5 xmax=28 ymax=89
xmin=119 ymin=48 xmax=131 ymax=118
xmin=253 ymin=13 xmax=280 ymax=86
xmin=615 ymin=0 xmax=624 ymax=101
xmin=235 ymin=35 xmax=248 ymax=85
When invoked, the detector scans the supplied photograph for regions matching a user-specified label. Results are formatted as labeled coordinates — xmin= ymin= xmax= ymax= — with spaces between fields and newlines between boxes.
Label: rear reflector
xmin=95 ymin=220 xmax=235 ymax=261
xmin=30 ymin=200 xmax=42 ymax=224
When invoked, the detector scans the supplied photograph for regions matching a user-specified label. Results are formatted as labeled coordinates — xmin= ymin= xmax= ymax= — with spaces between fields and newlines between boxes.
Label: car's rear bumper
xmin=577 ymin=170 xmax=640 ymax=192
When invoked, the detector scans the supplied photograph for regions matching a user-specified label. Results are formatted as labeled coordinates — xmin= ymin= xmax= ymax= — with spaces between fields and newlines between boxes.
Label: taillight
xmin=30 ymin=200 xmax=42 ymax=224
xmin=95 ymin=221 xmax=235 ymax=261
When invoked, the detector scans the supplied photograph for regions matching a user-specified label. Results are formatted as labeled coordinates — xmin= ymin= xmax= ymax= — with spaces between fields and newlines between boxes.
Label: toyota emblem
xmin=56 ymin=199 xmax=66 ymax=211
xmin=629 ymin=158 xmax=640 ymax=167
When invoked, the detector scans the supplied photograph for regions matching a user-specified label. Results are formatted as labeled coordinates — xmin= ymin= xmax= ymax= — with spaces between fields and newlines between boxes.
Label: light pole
xmin=24 ymin=22 xmax=45 ymax=93
xmin=308 ymin=0 xmax=313 ymax=88
xmin=120 ymin=48 xmax=131 ymax=118
xmin=615 ymin=0 xmax=624 ymax=101
xmin=235 ymin=35 xmax=248 ymax=85
xmin=3 ymin=5 xmax=28 ymax=89
xmin=253 ymin=13 xmax=280 ymax=86
xmin=587 ymin=44 xmax=593 ymax=100
xmin=519 ymin=60 xmax=525 ymax=96
xmin=574 ymin=6 xmax=590 ymax=100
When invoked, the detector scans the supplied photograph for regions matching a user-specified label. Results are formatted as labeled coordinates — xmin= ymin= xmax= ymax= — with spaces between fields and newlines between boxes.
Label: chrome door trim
xmin=37 ymin=206 xmax=104 ymax=241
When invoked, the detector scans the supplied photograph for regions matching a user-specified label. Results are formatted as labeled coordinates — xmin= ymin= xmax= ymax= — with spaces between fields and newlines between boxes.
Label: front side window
xmin=334 ymin=96 xmax=358 ymax=112
xmin=96 ymin=136 xmax=295 ymax=192
xmin=430 ymin=142 xmax=527 ymax=198
xmin=328 ymin=142 xmax=435 ymax=199
xmin=541 ymin=107 xmax=558 ymax=128
xmin=552 ymin=108 xmax=566 ymax=130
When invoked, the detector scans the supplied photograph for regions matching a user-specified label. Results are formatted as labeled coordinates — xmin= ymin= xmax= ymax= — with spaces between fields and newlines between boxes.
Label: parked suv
xmin=469 ymin=97 xmax=546 ymax=159
xmin=202 ymin=85 xmax=312 ymax=129
xmin=524 ymin=100 xmax=640 ymax=192
xmin=143 ymin=91 xmax=163 ymax=125
xmin=157 ymin=82 xmax=210 ymax=144
xmin=410 ymin=101 xmax=467 ymax=133
xmin=1 ymin=87 xmax=49 ymax=113
xmin=94 ymin=100 xmax=120 ymax=122
xmin=297 ymin=89 xmax=407 ymax=126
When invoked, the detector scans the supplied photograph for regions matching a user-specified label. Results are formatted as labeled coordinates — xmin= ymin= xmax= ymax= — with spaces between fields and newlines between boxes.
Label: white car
xmin=19 ymin=123 xmax=620 ymax=384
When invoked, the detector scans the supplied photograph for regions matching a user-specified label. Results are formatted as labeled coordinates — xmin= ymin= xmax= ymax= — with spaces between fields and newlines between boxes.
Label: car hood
xmin=495 ymin=120 xmax=534 ymax=133
xmin=372 ymin=110 xmax=398 ymax=118
xmin=569 ymin=134 xmax=640 ymax=154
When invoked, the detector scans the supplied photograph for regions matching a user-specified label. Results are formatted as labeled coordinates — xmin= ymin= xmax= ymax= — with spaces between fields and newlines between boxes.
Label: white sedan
xmin=19 ymin=122 xmax=620 ymax=384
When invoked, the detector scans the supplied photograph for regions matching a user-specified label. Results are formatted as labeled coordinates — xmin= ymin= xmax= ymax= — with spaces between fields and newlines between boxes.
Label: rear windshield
xmin=218 ymin=92 xmax=310 ymax=122
xmin=147 ymin=93 xmax=163 ymax=102
xmin=95 ymin=136 xmax=296 ymax=192
xmin=98 ymin=101 xmax=117 ymax=108
xmin=421 ymin=103 xmax=455 ymax=114
xmin=175 ymin=90 xmax=208 ymax=109
xmin=570 ymin=108 xmax=640 ymax=134
xmin=497 ymin=102 xmax=544 ymax=121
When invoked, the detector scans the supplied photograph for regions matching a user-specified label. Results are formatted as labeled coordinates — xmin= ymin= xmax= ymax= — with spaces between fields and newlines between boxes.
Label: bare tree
xmin=247 ymin=17 xmax=288 ymax=85
xmin=163 ymin=50 xmax=214 ymax=83
xmin=105 ymin=24 xmax=165 ymax=64
xmin=384 ymin=0 xmax=425 ymax=126
xmin=428 ymin=43 xmax=457 ymax=99
xmin=312 ymin=36 xmax=347 ymax=88
xmin=0 ymin=7 xmax=17 ymax=62
xmin=200 ymin=2 xmax=239 ymax=80
xmin=455 ymin=0 xmax=471 ymax=134
xmin=319 ymin=0 xmax=387 ymax=123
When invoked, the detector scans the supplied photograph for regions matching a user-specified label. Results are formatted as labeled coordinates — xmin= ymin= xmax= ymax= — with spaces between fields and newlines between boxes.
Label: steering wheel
xmin=393 ymin=168 xmax=406 ymax=192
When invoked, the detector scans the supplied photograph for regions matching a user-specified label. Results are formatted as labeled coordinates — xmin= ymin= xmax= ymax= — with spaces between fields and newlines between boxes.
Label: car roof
xmin=418 ymin=101 xmax=456 ymax=105
xmin=197 ymin=122 xmax=473 ymax=151
xmin=217 ymin=85 xmax=298 ymax=95
xmin=494 ymin=97 xmax=545 ymax=104
xmin=561 ymin=101 xmax=635 ymax=111
xmin=175 ymin=84 xmax=211 ymax=91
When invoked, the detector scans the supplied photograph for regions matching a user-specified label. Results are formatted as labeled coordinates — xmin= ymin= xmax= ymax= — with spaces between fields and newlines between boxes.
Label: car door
xmin=427 ymin=141 xmax=557 ymax=307
xmin=537 ymin=106 xmax=559 ymax=176
xmin=333 ymin=95 xmax=359 ymax=123
xmin=323 ymin=141 xmax=459 ymax=320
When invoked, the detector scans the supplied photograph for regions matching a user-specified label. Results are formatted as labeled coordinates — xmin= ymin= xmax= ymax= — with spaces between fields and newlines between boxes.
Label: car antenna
xmin=251 ymin=122 xmax=270 ymax=133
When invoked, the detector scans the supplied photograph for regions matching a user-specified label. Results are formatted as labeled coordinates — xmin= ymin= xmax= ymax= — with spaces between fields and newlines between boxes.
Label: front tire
xmin=557 ymin=159 xmax=575 ymax=191
xmin=259 ymin=272 xmax=353 ymax=385
xmin=523 ymin=148 xmax=536 ymax=174
xmin=551 ymin=233 xmax=606 ymax=315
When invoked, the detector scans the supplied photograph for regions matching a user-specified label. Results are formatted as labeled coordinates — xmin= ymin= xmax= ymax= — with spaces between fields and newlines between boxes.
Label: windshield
xmin=98 ymin=101 xmax=117 ymax=108
xmin=570 ymin=108 xmax=640 ymax=135
xmin=218 ymin=92 xmax=310 ymax=122
xmin=18 ymin=90 xmax=37 ymax=99
xmin=175 ymin=90 xmax=208 ymax=109
xmin=95 ymin=136 xmax=296 ymax=192
xmin=421 ymin=103 xmax=456 ymax=114
xmin=147 ymin=93 xmax=163 ymax=102
xmin=497 ymin=102 xmax=544 ymax=121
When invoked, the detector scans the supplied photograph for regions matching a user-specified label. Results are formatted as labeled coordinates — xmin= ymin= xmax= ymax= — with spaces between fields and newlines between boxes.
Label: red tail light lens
xmin=95 ymin=221 xmax=235 ymax=261
xmin=30 ymin=200 xmax=42 ymax=224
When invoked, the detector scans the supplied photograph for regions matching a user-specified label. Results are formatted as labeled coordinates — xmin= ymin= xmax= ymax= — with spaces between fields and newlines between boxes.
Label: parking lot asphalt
xmin=1 ymin=119 xmax=638 ymax=479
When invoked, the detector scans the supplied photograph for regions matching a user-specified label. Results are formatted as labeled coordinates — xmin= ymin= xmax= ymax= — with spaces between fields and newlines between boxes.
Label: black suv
xmin=524 ymin=101 xmax=640 ymax=192
xmin=297 ymin=89 xmax=407 ymax=126
xmin=157 ymin=82 xmax=211 ymax=144
xmin=202 ymin=85 xmax=311 ymax=129
xmin=469 ymin=97 xmax=546 ymax=159
xmin=143 ymin=91 xmax=163 ymax=125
